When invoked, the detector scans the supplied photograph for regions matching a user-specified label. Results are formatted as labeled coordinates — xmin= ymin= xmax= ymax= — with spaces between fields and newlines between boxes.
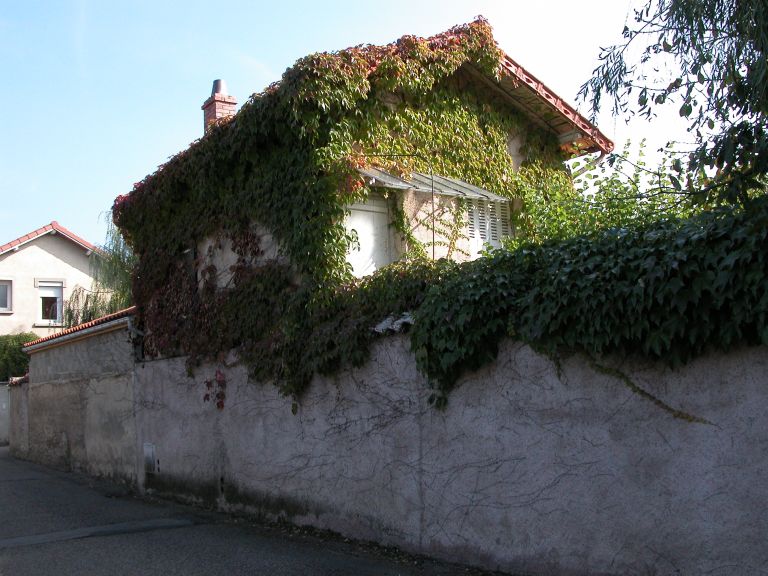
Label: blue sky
xmin=0 ymin=0 xmax=685 ymax=247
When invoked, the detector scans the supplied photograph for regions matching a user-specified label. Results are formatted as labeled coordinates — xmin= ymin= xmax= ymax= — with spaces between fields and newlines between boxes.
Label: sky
xmin=0 ymin=0 xmax=690 ymax=247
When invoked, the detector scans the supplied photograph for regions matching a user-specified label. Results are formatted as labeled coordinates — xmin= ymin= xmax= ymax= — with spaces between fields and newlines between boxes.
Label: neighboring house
xmin=0 ymin=222 xmax=97 ymax=337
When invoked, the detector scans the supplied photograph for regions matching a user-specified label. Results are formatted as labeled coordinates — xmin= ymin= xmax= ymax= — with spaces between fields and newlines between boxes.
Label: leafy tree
xmin=0 ymin=333 xmax=37 ymax=381
xmin=64 ymin=215 xmax=135 ymax=327
xmin=506 ymin=140 xmax=702 ymax=247
xmin=578 ymin=0 xmax=768 ymax=204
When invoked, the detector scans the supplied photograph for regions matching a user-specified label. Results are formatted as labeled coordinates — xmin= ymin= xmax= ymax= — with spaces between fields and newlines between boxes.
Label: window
xmin=0 ymin=280 xmax=11 ymax=313
xmin=36 ymin=280 xmax=63 ymax=324
xmin=467 ymin=199 xmax=513 ymax=251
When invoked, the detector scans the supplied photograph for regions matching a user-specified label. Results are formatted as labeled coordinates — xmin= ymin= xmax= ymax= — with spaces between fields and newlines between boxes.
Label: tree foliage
xmin=579 ymin=0 xmax=768 ymax=204
xmin=0 ymin=333 xmax=37 ymax=381
xmin=110 ymin=17 xmax=768 ymax=405
xmin=64 ymin=216 xmax=135 ymax=328
xmin=505 ymin=140 xmax=703 ymax=247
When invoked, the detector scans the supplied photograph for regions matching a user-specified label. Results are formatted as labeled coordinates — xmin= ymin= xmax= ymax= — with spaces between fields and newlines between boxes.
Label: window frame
xmin=34 ymin=278 xmax=65 ymax=326
xmin=0 ymin=279 xmax=12 ymax=314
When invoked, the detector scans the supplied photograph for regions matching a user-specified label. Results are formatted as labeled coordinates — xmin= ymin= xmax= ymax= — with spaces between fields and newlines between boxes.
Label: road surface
xmin=0 ymin=447 xmax=503 ymax=576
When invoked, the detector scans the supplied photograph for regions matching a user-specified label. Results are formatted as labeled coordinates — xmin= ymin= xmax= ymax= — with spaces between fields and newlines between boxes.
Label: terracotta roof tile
xmin=0 ymin=221 xmax=97 ymax=256
xmin=23 ymin=306 xmax=137 ymax=349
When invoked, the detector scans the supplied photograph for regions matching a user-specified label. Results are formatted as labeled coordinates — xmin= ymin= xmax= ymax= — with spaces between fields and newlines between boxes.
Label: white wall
xmin=0 ymin=234 xmax=94 ymax=337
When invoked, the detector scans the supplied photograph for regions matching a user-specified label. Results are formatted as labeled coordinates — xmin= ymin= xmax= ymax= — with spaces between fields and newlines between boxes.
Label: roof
xmin=359 ymin=167 xmax=510 ymax=202
xmin=117 ymin=19 xmax=613 ymax=211
xmin=0 ymin=221 xmax=97 ymax=257
xmin=495 ymin=54 xmax=613 ymax=155
xmin=23 ymin=306 xmax=136 ymax=351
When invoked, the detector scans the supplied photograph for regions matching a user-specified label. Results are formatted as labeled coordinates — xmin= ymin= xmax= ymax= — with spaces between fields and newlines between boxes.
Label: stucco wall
xmin=0 ymin=385 xmax=9 ymax=446
xmin=0 ymin=234 xmax=94 ymax=336
xmin=11 ymin=327 xmax=768 ymax=575
xmin=12 ymin=327 xmax=137 ymax=483
xmin=9 ymin=381 xmax=29 ymax=456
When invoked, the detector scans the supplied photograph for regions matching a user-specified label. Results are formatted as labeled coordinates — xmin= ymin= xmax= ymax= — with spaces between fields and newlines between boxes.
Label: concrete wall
xmin=11 ymin=326 xmax=768 ymax=575
xmin=0 ymin=385 xmax=9 ymax=445
xmin=9 ymin=380 xmax=29 ymax=457
xmin=0 ymin=234 xmax=94 ymax=336
xmin=11 ymin=327 xmax=137 ymax=484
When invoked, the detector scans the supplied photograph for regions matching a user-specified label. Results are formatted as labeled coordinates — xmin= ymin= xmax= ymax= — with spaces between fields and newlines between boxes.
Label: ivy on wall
xmin=113 ymin=18 xmax=766 ymax=404
xmin=113 ymin=18 xmax=573 ymax=394
xmin=411 ymin=196 xmax=768 ymax=401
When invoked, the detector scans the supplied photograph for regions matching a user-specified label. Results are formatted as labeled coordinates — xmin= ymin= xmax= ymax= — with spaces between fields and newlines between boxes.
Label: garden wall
xmin=10 ymin=325 xmax=137 ymax=482
xmin=0 ymin=385 xmax=9 ymax=446
xmin=10 ymin=324 xmax=768 ymax=575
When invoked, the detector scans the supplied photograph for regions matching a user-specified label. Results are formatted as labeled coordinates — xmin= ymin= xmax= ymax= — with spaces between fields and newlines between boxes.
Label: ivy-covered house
xmin=114 ymin=19 xmax=613 ymax=381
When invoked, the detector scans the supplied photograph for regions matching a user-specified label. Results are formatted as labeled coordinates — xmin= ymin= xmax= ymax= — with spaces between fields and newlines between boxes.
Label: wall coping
xmin=24 ymin=307 xmax=135 ymax=354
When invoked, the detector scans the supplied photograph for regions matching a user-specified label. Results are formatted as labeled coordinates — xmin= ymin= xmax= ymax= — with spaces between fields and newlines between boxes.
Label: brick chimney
xmin=201 ymin=79 xmax=237 ymax=133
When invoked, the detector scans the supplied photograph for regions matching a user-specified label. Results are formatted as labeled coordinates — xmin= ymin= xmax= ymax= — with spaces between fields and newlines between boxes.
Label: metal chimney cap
xmin=211 ymin=79 xmax=228 ymax=96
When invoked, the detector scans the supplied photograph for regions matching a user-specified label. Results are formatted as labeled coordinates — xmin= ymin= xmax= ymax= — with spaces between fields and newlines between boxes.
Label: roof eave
xmin=0 ymin=222 xmax=97 ymax=257
xmin=466 ymin=54 xmax=613 ymax=157
xmin=23 ymin=306 xmax=137 ymax=352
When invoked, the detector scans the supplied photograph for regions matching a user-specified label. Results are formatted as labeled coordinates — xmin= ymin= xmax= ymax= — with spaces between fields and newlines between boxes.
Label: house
xmin=0 ymin=221 xmax=97 ymax=336
xmin=186 ymin=21 xmax=613 ymax=278
xmin=113 ymin=18 xmax=613 ymax=357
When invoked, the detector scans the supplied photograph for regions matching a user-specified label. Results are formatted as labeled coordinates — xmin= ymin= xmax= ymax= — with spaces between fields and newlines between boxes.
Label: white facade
xmin=0 ymin=234 xmax=95 ymax=337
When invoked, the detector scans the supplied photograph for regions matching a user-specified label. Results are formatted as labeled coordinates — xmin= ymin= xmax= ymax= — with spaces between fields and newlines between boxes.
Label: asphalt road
xmin=0 ymin=447 xmax=502 ymax=576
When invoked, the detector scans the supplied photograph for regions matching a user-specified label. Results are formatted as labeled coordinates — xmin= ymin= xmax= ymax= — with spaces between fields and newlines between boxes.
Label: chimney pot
xmin=202 ymin=78 xmax=237 ymax=133
xmin=211 ymin=79 xmax=228 ymax=96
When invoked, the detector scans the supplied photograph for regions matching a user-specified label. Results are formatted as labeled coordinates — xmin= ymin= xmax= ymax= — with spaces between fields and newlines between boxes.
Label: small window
xmin=0 ymin=280 xmax=11 ymax=312
xmin=37 ymin=281 xmax=63 ymax=324
xmin=467 ymin=199 xmax=513 ymax=250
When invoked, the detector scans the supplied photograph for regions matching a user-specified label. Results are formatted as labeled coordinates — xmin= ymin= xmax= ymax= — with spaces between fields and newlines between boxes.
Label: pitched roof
xmin=0 ymin=221 xmax=97 ymax=256
xmin=23 ymin=306 xmax=137 ymax=350
xmin=117 ymin=19 xmax=613 ymax=212
xmin=495 ymin=54 xmax=613 ymax=155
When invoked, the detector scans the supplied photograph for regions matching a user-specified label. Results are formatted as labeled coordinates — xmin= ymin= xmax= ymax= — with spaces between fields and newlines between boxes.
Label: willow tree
xmin=63 ymin=216 xmax=135 ymax=327
xmin=579 ymin=0 xmax=768 ymax=204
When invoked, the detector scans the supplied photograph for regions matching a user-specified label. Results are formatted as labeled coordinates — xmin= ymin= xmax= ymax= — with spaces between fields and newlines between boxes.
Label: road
xmin=0 ymin=447 xmax=501 ymax=576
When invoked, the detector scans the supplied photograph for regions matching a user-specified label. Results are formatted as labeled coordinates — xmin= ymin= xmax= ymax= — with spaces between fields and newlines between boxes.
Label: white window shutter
xmin=468 ymin=199 xmax=512 ymax=249
xmin=467 ymin=200 xmax=477 ymax=238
